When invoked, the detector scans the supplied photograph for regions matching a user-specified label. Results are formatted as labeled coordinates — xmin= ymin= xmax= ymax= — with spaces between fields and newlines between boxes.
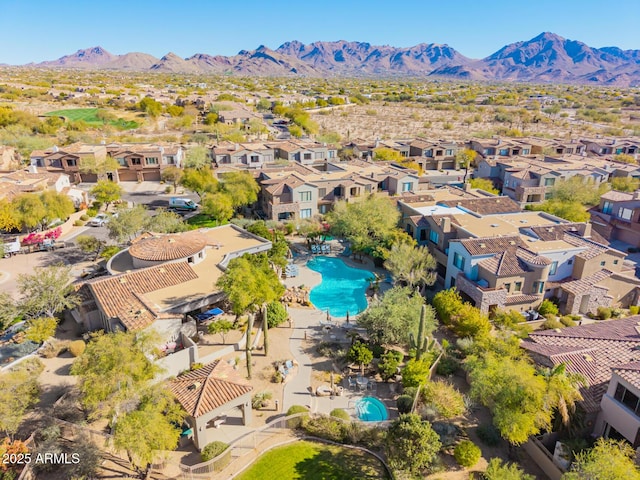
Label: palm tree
xmin=540 ymin=363 xmax=587 ymax=428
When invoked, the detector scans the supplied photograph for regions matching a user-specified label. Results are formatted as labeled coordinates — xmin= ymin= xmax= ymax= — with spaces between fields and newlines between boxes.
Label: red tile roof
xmin=168 ymin=361 xmax=253 ymax=417
xmin=459 ymin=235 xmax=526 ymax=256
xmin=522 ymin=316 xmax=640 ymax=412
xmin=129 ymin=232 xmax=208 ymax=262
xmin=87 ymin=262 xmax=198 ymax=330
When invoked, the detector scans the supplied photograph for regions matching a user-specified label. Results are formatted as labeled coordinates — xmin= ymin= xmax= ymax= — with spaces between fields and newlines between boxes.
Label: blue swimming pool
xmin=307 ymin=256 xmax=373 ymax=318
xmin=356 ymin=397 xmax=389 ymax=422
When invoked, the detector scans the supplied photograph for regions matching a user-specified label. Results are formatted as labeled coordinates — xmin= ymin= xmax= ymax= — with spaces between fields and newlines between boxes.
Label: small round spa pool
xmin=355 ymin=397 xmax=389 ymax=422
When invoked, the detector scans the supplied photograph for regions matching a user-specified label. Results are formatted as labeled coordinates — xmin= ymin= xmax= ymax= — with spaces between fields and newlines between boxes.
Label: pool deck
xmin=282 ymin=240 xmax=396 ymax=419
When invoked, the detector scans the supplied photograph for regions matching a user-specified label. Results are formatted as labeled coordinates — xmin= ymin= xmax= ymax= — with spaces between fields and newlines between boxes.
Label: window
xmin=250 ymin=155 xmax=260 ymax=163
xmin=131 ymin=158 xmax=142 ymax=165
xmin=145 ymin=157 xmax=158 ymax=165
xmin=450 ymin=277 xmax=456 ymax=288
xmin=425 ymin=149 xmax=433 ymax=158
xmin=544 ymin=178 xmax=555 ymax=187
xmin=116 ymin=157 xmax=126 ymax=166
xmin=453 ymin=252 xmax=465 ymax=270
xmin=165 ymin=155 xmax=176 ymax=164
xmin=429 ymin=230 xmax=439 ymax=244
xmin=66 ymin=159 xmax=77 ymax=167
xmin=533 ymin=281 xmax=545 ymax=294
xmin=614 ymin=383 xmax=640 ymax=417
xmin=436 ymin=150 xmax=443 ymax=156
xmin=619 ymin=208 xmax=633 ymax=221
xmin=600 ymin=261 xmax=606 ymax=267
xmin=419 ymin=229 xmax=427 ymax=241
xmin=514 ymin=282 xmax=522 ymax=292
xmin=299 ymin=191 xmax=312 ymax=202
xmin=499 ymin=148 xmax=509 ymax=156
xmin=549 ymin=261 xmax=558 ymax=276
xmin=568 ymin=259 xmax=573 ymax=265
xmin=328 ymin=150 xmax=335 ymax=158
xmin=402 ymin=182 xmax=412 ymax=192
xmin=614 ymin=259 xmax=619 ymax=265
xmin=303 ymin=153 xmax=312 ymax=160
xmin=300 ymin=209 xmax=312 ymax=219
xmin=616 ymin=148 xmax=624 ymax=154
xmin=318 ymin=188 xmax=326 ymax=197
xmin=504 ymin=283 xmax=511 ymax=292
xmin=523 ymin=149 xmax=530 ymax=155
xmin=445 ymin=149 xmax=454 ymax=156
xmin=545 ymin=192 xmax=553 ymax=200
xmin=319 ymin=205 xmax=328 ymax=214
xmin=483 ymin=149 xmax=490 ymax=155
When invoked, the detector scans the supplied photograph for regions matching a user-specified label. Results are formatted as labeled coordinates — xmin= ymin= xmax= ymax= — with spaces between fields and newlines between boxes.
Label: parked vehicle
xmin=1 ymin=239 xmax=21 ymax=258
xmin=169 ymin=197 xmax=198 ymax=211
xmin=88 ymin=214 xmax=110 ymax=227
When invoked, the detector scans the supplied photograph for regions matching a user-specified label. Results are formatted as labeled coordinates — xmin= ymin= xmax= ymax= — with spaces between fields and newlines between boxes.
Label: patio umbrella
xmin=346 ymin=311 xmax=350 ymax=324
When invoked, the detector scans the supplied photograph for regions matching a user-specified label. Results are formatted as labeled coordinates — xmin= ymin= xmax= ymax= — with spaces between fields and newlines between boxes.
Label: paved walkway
xmin=283 ymin=307 xmax=326 ymax=412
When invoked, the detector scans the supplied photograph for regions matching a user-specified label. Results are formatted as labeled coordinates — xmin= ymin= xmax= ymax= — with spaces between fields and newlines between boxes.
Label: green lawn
xmin=44 ymin=108 xmax=139 ymax=129
xmin=235 ymin=441 xmax=389 ymax=480
xmin=186 ymin=214 xmax=227 ymax=229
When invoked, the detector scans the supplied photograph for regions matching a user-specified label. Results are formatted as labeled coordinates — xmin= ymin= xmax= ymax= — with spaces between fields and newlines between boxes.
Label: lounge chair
xmin=311 ymin=245 xmax=319 ymax=254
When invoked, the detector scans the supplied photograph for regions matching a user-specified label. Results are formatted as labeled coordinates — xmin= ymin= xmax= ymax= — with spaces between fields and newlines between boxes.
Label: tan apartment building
xmin=447 ymin=220 xmax=638 ymax=315
xmin=257 ymin=160 xmax=420 ymax=221
xmin=590 ymin=190 xmax=640 ymax=247
xmin=31 ymin=142 xmax=183 ymax=183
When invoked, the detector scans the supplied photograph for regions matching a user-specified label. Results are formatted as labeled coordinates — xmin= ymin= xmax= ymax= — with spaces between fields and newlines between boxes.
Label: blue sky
xmin=1 ymin=0 xmax=638 ymax=64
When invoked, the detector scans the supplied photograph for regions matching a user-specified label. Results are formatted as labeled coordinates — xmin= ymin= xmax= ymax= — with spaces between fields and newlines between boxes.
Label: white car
xmin=88 ymin=214 xmax=110 ymax=227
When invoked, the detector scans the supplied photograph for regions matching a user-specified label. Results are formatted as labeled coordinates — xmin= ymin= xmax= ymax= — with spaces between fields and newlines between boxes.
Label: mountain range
xmin=22 ymin=33 xmax=640 ymax=86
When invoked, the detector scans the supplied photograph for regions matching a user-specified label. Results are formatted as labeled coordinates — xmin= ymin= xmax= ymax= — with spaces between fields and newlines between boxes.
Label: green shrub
xmin=477 ymin=424 xmax=501 ymax=446
xmin=266 ymin=301 xmax=288 ymax=328
xmin=190 ymin=362 xmax=203 ymax=370
xmin=80 ymin=214 xmax=89 ymax=221
xmin=302 ymin=415 xmax=346 ymax=442
xmin=40 ymin=339 xmax=69 ymax=358
xmin=559 ymin=316 xmax=576 ymax=327
xmin=286 ymin=405 xmax=309 ymax=428
xmin=611 ymin=308 xmax=623 ymax=318
xmin=330 ymin=408 xmax=351 ymax=421
xmin=630 ymin=305 xmax=640 ymax=315
xmin=454 ymin=440 xmax=481 ymax=467
xmin=251 ymin=391 xmax=272 ymax=409
xmin=421 ymin=380 xmax=466 ymax=419
xmin=25 ymin=317 xmax=58 ymax=343
xmin=201 ymin=441 xmax=229 ymax=465
xmin=436 ymin=355 xmax=459 ymax=376
xmin=68 ymin=340 xmax=86 ymax=357
xmin=73 ymin=220 xmax=84 ymax=226
xmin=538 ymin=299 xmax=559 ymax=316
xmin=397 ymin=395 xmax=414 ymax=414
xmin=597 ymin=306 xmax=612 ymax=320
xmin=541 ymin=318 xmax=563 ymax=330
xmin=86 ymin=207 xmax=98 ymax=217
xmin=99 ymin=245 xmax=121 ymax=260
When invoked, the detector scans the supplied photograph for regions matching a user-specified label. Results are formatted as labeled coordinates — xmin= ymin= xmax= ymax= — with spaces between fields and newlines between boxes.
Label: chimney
xmin=582 ymin=223 xmax=592 ymax=238
xmin=440 ymin=217 xmax=451 ymax=233
xmin=234 ymin=143 xmax=239 ymax=151
xmin=28 ymin=164 xmax=37 ymax=174
xmin=374 ymin=137 xmax=380 ymax=148
xmin=633 ymin=192 xmax=640 ymax=200
xmin=464 ymin=183 xmax=472 ymax=192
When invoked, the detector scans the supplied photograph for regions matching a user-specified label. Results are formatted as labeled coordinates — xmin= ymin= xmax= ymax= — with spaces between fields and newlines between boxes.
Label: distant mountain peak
xmin=24 ymin=34 xmax=640 ymax=86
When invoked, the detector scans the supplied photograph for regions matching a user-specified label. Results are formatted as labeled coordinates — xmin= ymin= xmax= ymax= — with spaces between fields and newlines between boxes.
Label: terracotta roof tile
xmin=522 ymin=316 xmax=640 ymax=412
xmin=87 ymin=262 xmax=198 ymax=330
xmin=601 ymin=190 xmax=634 ymax=202
xmin=504 ymin=293 xmax=541 ymax=305
xmin=559 ymin=270 xmax=613 ymax=296
xmin=129 ymin=232 xmax=208 ymax=262
xmin=445 ymin=197 xmax=521 ymax=215
xmin=168 ymin=361 xmax=253 ymax=417
xmin=458 ymin=235 xmax=526 ymax=256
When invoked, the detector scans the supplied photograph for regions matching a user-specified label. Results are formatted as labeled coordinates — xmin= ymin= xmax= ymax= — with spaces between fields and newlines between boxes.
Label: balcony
xmin=456 ymin=273 xmax=507 ymax=313
xmin=599 ymin=394 xmax=640 ymax=446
